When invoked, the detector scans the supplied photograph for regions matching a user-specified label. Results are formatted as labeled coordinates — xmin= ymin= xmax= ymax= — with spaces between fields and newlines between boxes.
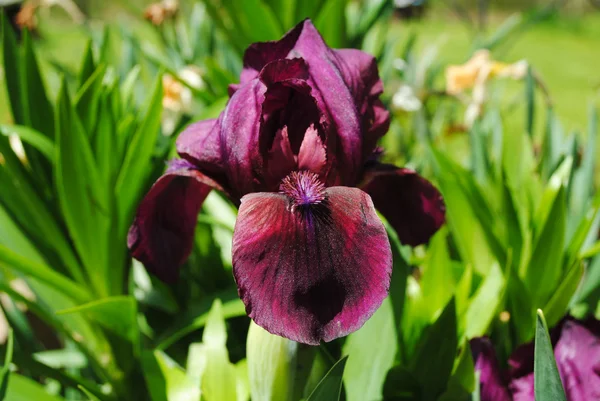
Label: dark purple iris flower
xmin=470 ymin=317 xmax=600 ymax=401
xmin=128 ymin=19 xmax=445 ymax=344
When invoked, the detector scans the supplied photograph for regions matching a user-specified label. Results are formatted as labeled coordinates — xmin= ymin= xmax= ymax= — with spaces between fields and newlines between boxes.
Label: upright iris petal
xmin=127 ymin=19 xmax=445 ymax=344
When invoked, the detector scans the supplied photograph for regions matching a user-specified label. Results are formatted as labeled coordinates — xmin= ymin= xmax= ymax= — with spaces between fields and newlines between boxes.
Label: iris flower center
xmin=280 ymin=171 xmax=326 ymax=211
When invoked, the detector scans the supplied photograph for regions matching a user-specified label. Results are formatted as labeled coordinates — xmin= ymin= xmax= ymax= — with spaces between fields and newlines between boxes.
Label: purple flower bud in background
xmin=128 ymin=19 xmax=446 ymax=344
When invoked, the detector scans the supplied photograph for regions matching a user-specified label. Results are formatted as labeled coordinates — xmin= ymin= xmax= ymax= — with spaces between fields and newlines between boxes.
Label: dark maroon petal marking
xmin=361 ymin=164 xmax=445 ymax=246
xmin=232 ymin=186 xmax=392 ymax=345
xmin=470 ymin=338 xmax=512 ymax=401
xmin=127 ymin=160 xmax=222 ymax=283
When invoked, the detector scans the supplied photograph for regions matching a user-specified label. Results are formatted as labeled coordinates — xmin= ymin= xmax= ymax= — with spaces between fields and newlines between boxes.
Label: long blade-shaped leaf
xmin=307 ymin=356 xmax=347 ymax=401
xmin=534 ymin=310 xmax=567 ymax=401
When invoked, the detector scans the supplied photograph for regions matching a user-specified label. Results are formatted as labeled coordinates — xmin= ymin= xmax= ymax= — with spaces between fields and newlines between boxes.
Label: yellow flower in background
xmin=162 ymin=65 xmax=205 ymax=134
xmin=15 ymin=2 xmax=39 ymax=32
xmin=446 ymin=49 xmax=528 ymax=127
xmin=445 ymin=49 xmax=528 ymax=95
xmin=144 ymin=0 xmax=179 ymax=26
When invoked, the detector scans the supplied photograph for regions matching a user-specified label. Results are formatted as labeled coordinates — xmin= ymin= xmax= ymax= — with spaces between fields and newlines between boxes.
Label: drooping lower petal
xmin=470 ymin=338 xmax=512 ymax=401
xmin=360 ymin=164 xmax=445 ymax=246
xmin=127 ymin=160 xmax=222 ymax=283
xmin=232 ymin=183 xmax=391 ymax=345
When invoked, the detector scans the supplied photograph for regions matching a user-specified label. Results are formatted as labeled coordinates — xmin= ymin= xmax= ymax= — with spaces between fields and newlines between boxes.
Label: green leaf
xmin=235 ymin=0 xmax=283 ymax=44
xmin=246 ymin=321 xmax=301 ymax=401
xmin=56 ymin=296 xmax=139 ymax=350
xmin=115 ymin=74 xmax=162 ymax=236
xmin=385 ymin=225 xmax=408 ymax=354
xmin=55 ymin=79 xmax=109 ymax=297
xmin=525 ymin=186 xmax=566 ymax=305
xmin=197 ymin=0 xmax=281 ymax=55
xmin=0 ymin=244 xmax=90 ymax=304
xmin=534 ymin=310 xmax=567 ymax=401
xmin=75 ymin=65 xmax=107 ymax=137
xmin=121 ymin=65 xmax=142 ymax=108
xmin=431 ymin=150 xmax=502 ymax=275
xmin=343 ymin=298 xmax=397 ymax=401
xmin=0 ymin=125 xmax=55 ymax=162
xmin=465 ymin=264 xmax=505 ymax=339
xmin=156 ymin=296 xmax=245 ymax=350
xmin=78 ymin=385 xmax=102 ymax=401
xmin=525 ymin=66 xmax=536 ymax=137
xmin=142 ymin=350 xmax=200 ymax=401
xmin=294 ymin=0 xmax=326 ymax=27
xmin=306 ymin=356 xmax=348 ymax=401
xmin=20 ymin=30 xmax=54 ymax=138
xmin=382 ymin=366 xmax=421 ymax=400
xmin=4 ymin=374 xmax=66 ymax=401
xmin=349 ymin=0 xmax=393 ymax=44
xmin=409 ymin=298 xmax=458 ymax=401
xmin=419 ymin=228 xmax=454 ymax=319
xmin=200 ymin=299 xmax=238 ymax=401
xmin=506 ymin=274 xmax=535 ymax=344
xmin=314 ymin=0 xmax=347 ymax=48
xmin=0 ymin=329 xmax=13 ymax=399
xmin=2 ymin=12 xmax=25 ymax=124
xmin=542 ymin=262 xmax=584 ymax=328
xmin=264 ymin=0 xmax=297 ymax=29
xmin=541 ymin=109 xmax=565 ymax=181
xmin=33 ymin=349 xmax=87 ymax=370
xmin=78 ymin=41 xmax=97 ymax=87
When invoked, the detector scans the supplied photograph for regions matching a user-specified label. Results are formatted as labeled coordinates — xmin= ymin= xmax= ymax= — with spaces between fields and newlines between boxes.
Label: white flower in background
xmin=392 ymin=84 xmax=422 ymax=112
xmin=445 ymin=49 xmax=528 ymax=127
xmin=39 ymin=0 xmax=86 ymax=24
xmin=393 ymin=58 xmax=407 ymax=72
xmin=162 ymin=65 xmax=205 ymax=135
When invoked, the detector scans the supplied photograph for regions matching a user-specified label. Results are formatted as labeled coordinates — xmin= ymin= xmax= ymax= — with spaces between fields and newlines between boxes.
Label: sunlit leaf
xmin=247 ymin=321 xmax=299 ymax=401
xmin=343 ymin=298 xmax=397 ymax=401
xmin=4 ymin=374 xmax=65 ymax=401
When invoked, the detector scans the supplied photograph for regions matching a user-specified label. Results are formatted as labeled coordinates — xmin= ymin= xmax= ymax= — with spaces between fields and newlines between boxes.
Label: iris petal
xmin=470 ymin=337 xmax=512 ymax=401
xmin=553 ymin=319 xmax=600 ymax=401
xmin=127 ymin=160 xmax=222 ymax=283
xmin=176 ymin=119 xmax=230 ymax=190
xmin=298 ymin=125 xmax=326 ymax=174
xmin=231 ymin=187 xmax=391 ymax=344
xmin=332 ymin=49 xmax=390 ymax=160
xmin=361 ymin=164 xmax=445 ymax=246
